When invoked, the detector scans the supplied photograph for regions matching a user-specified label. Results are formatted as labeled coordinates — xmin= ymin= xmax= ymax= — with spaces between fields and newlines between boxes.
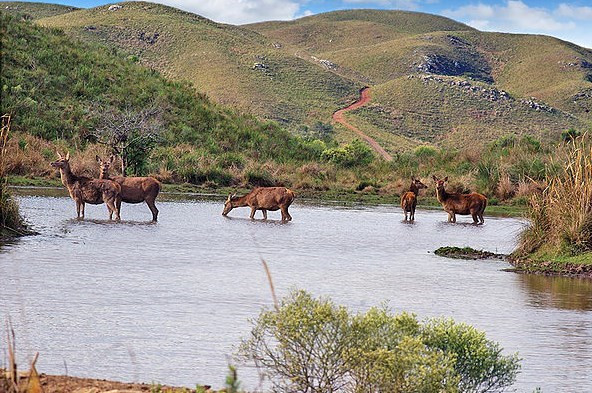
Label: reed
xmin=0 ymin=115 xmax=28 ymax=237
xmin=517 ymin=136 xmax=592 ymax=256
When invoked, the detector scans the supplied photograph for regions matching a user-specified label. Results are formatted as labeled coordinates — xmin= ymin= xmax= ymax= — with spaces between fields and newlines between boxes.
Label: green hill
xmin=12 ymin=2 xmax=592 ymax=153
xmin=0 ymin=1 xmax=77 ymax=19
xmin=38 ymin=1 xmax=360 ymax=129
xmin=0 ymin=12 xmax=322 ymax=178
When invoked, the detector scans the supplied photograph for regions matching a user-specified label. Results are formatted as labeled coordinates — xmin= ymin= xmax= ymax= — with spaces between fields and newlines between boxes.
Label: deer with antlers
xmin=96 ymin=155 xmax=161 ymax=221
xmin=51 ymin=152 xmax=121 ymax=220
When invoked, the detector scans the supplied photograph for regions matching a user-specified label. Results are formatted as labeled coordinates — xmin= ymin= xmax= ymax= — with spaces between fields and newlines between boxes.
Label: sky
xmin=14 ymin=0 xmax=592 ymax=48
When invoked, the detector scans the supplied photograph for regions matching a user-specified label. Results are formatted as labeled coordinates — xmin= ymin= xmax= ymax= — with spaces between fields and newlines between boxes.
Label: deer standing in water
xmin=222 ymin=187 xmax=295 ymax=221
xmin=432 ymin=175 xmax=487 ymax=224
xmin=401 ymin=178 xmax=427 ymax=221
xmin=96 ymin=155 xmax=161 ymax=221
xmin=51 ymin=152 xmax=121 ymax=220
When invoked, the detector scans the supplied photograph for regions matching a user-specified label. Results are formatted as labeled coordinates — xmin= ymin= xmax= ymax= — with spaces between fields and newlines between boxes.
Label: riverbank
xmin=509 ymin=253 xmax=592 ymax=278
xmin=7 ymin=176 xmax=527 ymax=217
xmin=1 ymin=371 xmax=213 ymax=393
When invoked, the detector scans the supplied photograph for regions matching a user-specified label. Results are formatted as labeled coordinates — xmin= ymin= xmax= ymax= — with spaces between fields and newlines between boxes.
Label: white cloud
xmin=556 ymin=3 xmax=592 ymax=20
xmin=156 ymin=0 xmax=301 ymax=24
xmin=444 ymin=1 xmax=574 ymax=32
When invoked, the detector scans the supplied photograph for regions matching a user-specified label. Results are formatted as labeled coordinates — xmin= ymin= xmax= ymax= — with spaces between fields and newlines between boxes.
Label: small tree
xmin=239 ymin=290 xmax=521 ymax=393
xmin=90 ymin=105 xmax=163 ymax=176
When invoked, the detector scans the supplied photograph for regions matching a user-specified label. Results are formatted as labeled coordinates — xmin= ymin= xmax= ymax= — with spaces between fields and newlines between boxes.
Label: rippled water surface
xmin=1 ymin=192 xmax=591 ymax=392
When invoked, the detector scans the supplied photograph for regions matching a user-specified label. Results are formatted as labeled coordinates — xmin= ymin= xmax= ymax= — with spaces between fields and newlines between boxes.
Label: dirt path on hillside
xmin=332 ymin=87 xmax=392 ymax=161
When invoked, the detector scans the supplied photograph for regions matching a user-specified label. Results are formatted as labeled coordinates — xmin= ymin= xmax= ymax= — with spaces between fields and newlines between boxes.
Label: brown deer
xmin=432 ymin=175 xmax=487 ymax=224
xmin=97 ymin=155 xmax=161 ymax=221
xmin=51 ymin=152 xmax=121 ymax=220
xmin=222 ymin=187 xmax=295 ymax=221
xmin=401 ymin=178 xmax=427 ymax=221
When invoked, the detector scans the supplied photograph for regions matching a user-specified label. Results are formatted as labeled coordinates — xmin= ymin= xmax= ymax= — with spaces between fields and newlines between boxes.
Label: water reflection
xmin=519 ymin=274 xmax=592 ymax=311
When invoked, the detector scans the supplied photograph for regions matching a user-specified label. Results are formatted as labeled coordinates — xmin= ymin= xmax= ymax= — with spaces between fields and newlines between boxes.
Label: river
xmin=1 ymin=191 xmax=591 ymax=392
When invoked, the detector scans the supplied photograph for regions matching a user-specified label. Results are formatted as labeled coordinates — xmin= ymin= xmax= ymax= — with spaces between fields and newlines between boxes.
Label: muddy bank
xmin=508 ymin=257 xmax=592 ymax=279
xmin=2 ymin=371 xmax=213 ymax=393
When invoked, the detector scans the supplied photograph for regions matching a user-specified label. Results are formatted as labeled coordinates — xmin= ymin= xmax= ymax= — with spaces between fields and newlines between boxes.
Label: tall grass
xmin=517 ymin=136 xmax=592 ymax=256
xmin=1 ymin=115 xmax=27 ymax=237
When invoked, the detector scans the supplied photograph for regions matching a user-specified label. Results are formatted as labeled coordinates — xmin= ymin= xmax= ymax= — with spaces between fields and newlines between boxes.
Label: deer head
xmin=96 ymin=155 xmax=115 ymax=175
xmin=412 ymin=177 xmax=428 ymax=190
xmin=432 ymin=175 xmax=448 ymax=192
xmin=222 ymin=193 xmax=237 ymax=216
xmin=50 ymin=151 xmax=70 ymax=169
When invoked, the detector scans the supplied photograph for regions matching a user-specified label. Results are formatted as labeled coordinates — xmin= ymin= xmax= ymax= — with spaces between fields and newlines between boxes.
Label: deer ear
xmin=65 ymin=151 xmax=70 ymax=160
xmin=57 ymin=151 xmax=63 ymax=159
xmin=432 ymin=175 xmax=437 ymax=181
xmin=444 ymin=176 xmax=448 ymax=182
xmin=96 ymin=155 xmax=101 ymax=163
xmin=226 ymin=194 xmax=232 ymax=202
xmin=109 ymin=155 xmax=115 ymax=164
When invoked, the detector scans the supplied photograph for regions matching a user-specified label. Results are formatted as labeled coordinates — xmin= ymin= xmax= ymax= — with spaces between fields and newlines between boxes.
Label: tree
xmin=89 ymin=104 xmax=163 ymax=176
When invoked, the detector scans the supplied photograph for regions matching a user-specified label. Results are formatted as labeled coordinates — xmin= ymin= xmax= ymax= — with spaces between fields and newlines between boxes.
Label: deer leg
xmin=250 ymin=206 xmax=256 ymax=219
xmin=261 ymin=209 xmax=268 ymax=220
xmin=76 ymin=200 xmax=81 ymax=219
xmin=471 ymin=212 xmax=479 ymax=224
xmin=146 ymin=197 xmax=158 ymax=221
xmin=281 ymin=206 xmax=292 ymax=221
xmin=110 ymin=199 xmax=120 ymax=221
xmin=80 ymin=202 xmax=85 ymax=219
xmin=404 ymin=210 xmax=408 ymax=221
xmin=479 ymin=213 xmax=484 ymax=225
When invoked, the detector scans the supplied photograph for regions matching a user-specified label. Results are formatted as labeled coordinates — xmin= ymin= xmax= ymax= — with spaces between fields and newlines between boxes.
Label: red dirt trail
xmin=332 ymin=87 xmax=393 ymax=161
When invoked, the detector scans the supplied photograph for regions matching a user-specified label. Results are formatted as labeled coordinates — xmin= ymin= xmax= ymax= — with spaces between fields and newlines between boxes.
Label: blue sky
xmin=12 ymin=0 xmax=592 ymax=48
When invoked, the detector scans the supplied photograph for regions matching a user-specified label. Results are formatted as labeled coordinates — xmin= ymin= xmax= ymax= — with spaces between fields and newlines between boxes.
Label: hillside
xmin=0 ymin=1 xmax=77 ymax=19
xmin=11 ymin=1 xmax=592 ymax=154
xmin=0 ymin=12 xmax=322 ymax=175
xmin=37 ymin=1 xmax=360 ymax=129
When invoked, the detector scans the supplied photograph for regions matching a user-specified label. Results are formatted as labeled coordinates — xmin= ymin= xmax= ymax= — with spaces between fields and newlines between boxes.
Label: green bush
xmin=239 ymin=290 xmax=520 ymax=393
xmin=414 ymin=145 xmax=438 ymax=158
xmin=322 ymin=139 xmax=374 ymax=167
xmin=561 ymin=128 xmax=581 ymax=142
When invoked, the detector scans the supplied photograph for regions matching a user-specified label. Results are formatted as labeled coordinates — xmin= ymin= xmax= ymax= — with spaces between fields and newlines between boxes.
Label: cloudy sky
xmin=16 ymin=0 xmax=592 ymax=48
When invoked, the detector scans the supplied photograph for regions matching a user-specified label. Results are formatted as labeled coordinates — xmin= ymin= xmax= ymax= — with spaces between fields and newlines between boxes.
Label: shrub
xmin=414 ymin=145 xmax=438 ymax=159
xmin=561 ymin=128 xmax=581 ymax=142
xmin=517 ymin=138 xmax=592 ymax=256
xmin=239 ymin=290 xmax=520 ymax=393
xmin=322 ymin=139 xmax=374 ymax=168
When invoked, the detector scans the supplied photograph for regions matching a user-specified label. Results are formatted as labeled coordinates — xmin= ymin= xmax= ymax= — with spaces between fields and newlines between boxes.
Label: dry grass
xmin=496 ymin=173 xmax=515 ymax=200
xmin=518 ymin=137 xmax=592 ymax=256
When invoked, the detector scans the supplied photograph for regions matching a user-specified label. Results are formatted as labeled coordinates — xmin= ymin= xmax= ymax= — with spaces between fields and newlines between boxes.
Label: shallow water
xmin=1 ymin=193 xmax=591 ymax=392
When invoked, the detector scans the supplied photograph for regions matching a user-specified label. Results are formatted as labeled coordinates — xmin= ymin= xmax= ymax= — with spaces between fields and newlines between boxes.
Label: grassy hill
xmin=0 ymin=1 xmax=77 ymax=19
xmin=0 ymin=12 xmax=328 ymax=184
xmin=29 ymin=2 xmax=590 ymax=154
xmin=37 ymin=1 xmax=360 ymax=129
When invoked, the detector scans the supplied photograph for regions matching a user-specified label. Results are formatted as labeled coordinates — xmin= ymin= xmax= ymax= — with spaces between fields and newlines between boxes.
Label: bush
xmin=517 ymin=138 xmax=592 ymax=256
xmin=322 ymin=139 xmax=374 ymax=168
xmin=414 ymin=145 xmax=438 ymax=158
xmin=561 ymin=128 xmax=581 ymax=142
xmin=239 ymin=290 xmax=520 ymax=393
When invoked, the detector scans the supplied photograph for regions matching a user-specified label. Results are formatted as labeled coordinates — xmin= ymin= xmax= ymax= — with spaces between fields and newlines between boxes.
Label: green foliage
xmin=240 ymin=290 xmax=520 ymax=393
xmin=0 ymin=181 xmax=27 ymax=237
xmin=561 ymin=128 xmax=582 ymax=142
xmin=414 ymin=145 xmax=438 ymax=158
xmin=322 ymin=139 xmax=374 ymax=167
xmin=225 ymin=364 xmax=241 ymax=393
xmin=421 ymin=319 xmax=521 ymax=393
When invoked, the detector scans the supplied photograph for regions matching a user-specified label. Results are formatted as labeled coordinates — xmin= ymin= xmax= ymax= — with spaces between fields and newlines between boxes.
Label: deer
xmin=432 ymin=175 xmax=487 ymax=224
xmin=50 ymin=152 xmax=121 ymax=220
xmin=96 ymin=155 xmax=161 ymax=221
xmin=401 ymin=178 xmax=427 ymax=221
xmin=222 ymin=187 xmax=296 ymax=221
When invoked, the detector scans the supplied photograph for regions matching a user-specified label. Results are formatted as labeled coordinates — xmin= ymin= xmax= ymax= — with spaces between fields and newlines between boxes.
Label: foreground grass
xmin=512 ymin=137 xmax=592 ymax=276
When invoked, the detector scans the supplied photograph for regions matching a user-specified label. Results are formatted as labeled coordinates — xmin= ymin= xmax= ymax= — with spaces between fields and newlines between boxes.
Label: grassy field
xmin=0 ymin=1 xmax=77 ymax=19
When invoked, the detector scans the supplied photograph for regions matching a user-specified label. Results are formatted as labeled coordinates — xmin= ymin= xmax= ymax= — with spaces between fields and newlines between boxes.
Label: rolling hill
xmin=1 ymin=1 xmax=77 ymax=19
xmin=6 ymin=1 xmax=592 ymax=153
xmin=35 ymin=1 xmax=360 ymax=129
